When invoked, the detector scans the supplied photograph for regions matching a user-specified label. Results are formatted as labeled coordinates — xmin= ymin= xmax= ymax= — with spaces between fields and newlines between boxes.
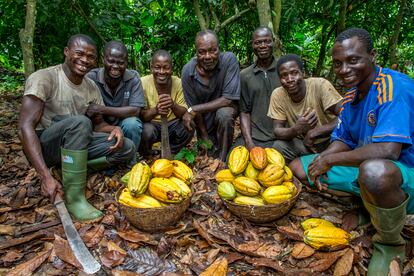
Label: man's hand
xmin=86 ymin=103 xmax=105 ymax=118
xmin=41 ymin=175 xmax=63 ymax=203
xmin=304 ymin=128 xmax=319 ymax=148
xmin=294 ymin=108 xmax=318 ymax=135
xmin=182 ymin=112 xmax=194 ymax=131
xmin=157 ymin=94 xmax=173 ymax=116
xmin=308 ymin=155 xmax=331 ymax=191
xmin=246 ymin=141 xmax=255 ymax=151
xmin=108 ymin=126 xmax=124 ymax=151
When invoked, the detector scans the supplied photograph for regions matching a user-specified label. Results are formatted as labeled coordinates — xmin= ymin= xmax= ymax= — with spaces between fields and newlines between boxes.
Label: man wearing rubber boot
xmin=18 ymin=34 xmax=135 ymax=221
xmin=289 ymin=28 xmax=414 ymax=275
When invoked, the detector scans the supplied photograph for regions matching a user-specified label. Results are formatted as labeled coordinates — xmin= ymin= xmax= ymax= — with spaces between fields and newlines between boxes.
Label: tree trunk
xmin=337 ymin=0 xmax=347 ymax=35
xmin=272 ymin=0 xmax=282 ymax=57
xmin=256 ymin=0 xmax=273 ymax=31
xmin=314 ymin=24 xmax=336 ymax=76
xmin=388 ymin=0 xmax=407 ymax=66
xmin=19 ymin=0 xmax=37 ymax=78
xmin=193 ymin=0 xmax=208 ymax=30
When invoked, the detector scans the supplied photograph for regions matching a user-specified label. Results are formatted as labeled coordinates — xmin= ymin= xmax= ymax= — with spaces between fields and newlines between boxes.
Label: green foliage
xmin=0 ymin=73 xmax=24 ymax=93
xmin=174 ymin=139 xmax=213 ymax=164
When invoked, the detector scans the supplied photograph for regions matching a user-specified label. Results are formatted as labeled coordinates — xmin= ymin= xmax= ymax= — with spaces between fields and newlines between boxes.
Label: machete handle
xmin=54 ymin=193 xmax=64 ymax=204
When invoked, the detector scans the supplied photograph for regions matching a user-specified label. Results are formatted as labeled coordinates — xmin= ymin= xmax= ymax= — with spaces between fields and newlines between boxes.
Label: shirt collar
xmin=96 ymin=68 xmax=134 ymax=84
xmin=252 ymin=56 xmax=277 ymax=74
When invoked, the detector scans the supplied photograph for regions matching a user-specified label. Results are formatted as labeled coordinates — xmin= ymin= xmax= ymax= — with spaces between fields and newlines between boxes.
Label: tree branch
xmin=193 ymin=0 xmax=208 ymax=30
xmin=214 ymin=7 xmax=252 ymax=33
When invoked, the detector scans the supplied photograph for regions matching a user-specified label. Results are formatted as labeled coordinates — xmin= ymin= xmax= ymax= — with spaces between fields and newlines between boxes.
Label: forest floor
xmin=0 ymin=87 xmax=413 ymax=276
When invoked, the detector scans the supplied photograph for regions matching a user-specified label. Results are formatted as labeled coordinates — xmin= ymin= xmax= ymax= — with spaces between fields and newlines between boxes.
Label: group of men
xmin=18 ymin=26 xmax=414 ymax=276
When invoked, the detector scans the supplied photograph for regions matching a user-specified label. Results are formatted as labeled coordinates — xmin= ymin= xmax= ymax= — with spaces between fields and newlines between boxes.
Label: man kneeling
xmin=18 ymin=34 xmax=135 ymax=221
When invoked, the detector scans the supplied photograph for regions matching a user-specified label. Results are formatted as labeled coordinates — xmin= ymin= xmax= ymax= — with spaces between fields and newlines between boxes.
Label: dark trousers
xmin=205 ymin=106 xmax=237 ymax=161
xmin=139 ymin=119 xmax=194 ymax=156
xmin=37 ymin=115 xmax=135 ymax=167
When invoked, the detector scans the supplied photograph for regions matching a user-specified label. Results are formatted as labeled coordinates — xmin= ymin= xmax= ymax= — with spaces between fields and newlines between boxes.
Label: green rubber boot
xmin=61 ymin=148 xmax=103 ymax=221
xmin=363 ymin=195 xmax=409 ymax=276
xmin=87 ymin=156 xmax=112 ymax=171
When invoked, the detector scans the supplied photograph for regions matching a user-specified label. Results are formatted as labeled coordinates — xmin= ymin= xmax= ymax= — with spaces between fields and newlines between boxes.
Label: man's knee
xmin=69 ymin=115 xmax=93 ymax=134
xmin=289 ymin=158 xmax=307 ymax=183
xmin=359 ymin=159 xmax=402 ymax=196
xmin=121 ymin=117 xmax=143 ymax=133
xmin=141 ymin=123 xmax=157 ymax=140
xmin=215 ymin=107 xmax=236 ymax=126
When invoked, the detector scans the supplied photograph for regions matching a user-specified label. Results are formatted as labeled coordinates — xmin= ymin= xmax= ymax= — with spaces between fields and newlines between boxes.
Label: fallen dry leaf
xmin=53 ymin=234 xmax=82 ymax=269
xmin=388 ymin=260 xmax=401 ymax=276
xmin=112 ymin=269 xmax=143 ymax=276
xmin=290 ymin=208 xmax=313 ymax=217
xmin=2 ymin=250 xmax=23 ymax=263
xmin=342 ymin=211 xmax=359 ymax=232
xmin=291 ymin=242 xmax=315 ymax=259
xmin=277 ymin=225 xmax=304 ymax=241
xmin=0 ymin=224 xmax=14 ymax=235
xmin=310 ymin=249 xmax=348 ymax=272
xmin=117 ymin=230 xmax=152 ymax=243
xmin=333 ymin=248 xmax=354 ymax=276
xmin=101 ymin=249 xmax=126 ymax=268
xmin=199 ymin=256 xmax=227 ymax=276
xmin=246 ymin=257 xmax=284 ymax=273
xmin=82 ymin=224 xmax=105 ymax=247
xmin=7 ymin=242 xmax=53 ymax=276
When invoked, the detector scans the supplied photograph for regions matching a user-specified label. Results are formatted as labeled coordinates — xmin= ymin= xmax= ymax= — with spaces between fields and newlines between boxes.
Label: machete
xmin=160 ymin=114 xmax=171 ymax=159
xmin=54 ymin=195 xmax=101 ymax=274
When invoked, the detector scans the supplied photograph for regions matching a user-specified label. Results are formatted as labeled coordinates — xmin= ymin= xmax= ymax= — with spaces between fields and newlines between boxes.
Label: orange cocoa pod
xmin=249 ymin=146 xmax=268 ymax=169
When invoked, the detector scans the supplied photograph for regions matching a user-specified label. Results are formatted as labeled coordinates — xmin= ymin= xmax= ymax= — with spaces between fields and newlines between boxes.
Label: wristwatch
xmin=187 ymin=106 xmax=195 ymax=116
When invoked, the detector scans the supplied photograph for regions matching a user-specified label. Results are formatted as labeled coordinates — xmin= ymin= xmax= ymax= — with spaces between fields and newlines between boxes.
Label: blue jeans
xmin=118 ymin=117 xmax=143 ymax=150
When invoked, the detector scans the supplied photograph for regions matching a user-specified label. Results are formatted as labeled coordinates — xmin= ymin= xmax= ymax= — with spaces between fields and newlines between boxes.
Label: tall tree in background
xmin=19 ymin=0 xmax=36 ymax=78
xmin=387 ymin=0 xmax=407 ymax=66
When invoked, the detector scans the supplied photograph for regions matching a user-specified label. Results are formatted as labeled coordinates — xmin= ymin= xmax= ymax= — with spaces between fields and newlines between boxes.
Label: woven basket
xmin=116 ymin=188 xmax=190 ymax=232
xmin=223 ymin=177 xmax=302 ymax=223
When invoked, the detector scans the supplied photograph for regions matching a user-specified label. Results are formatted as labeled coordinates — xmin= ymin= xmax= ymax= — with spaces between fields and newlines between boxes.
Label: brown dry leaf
xmin=165 ymin=221 xmax=189 ymax=235
xmin=205 ymin=248 xmax=220 ymax=263
xmin=53 ymin=234 xmax=82 ymax=269
xmin=277 ymin=226 xmax=304 ymax=241
xmin=101 ymin=214 xmax=116 ymax=226
xmin=199 ymin=256 xmax=228 ymax=276
xmin=208 ymin=159 xmax=222 ymax=172
xmin=224 ymin=252 xmax=244 ymax=264
xmin=246 ymin=257 xmax=284 ymax=273
xmin=82 ymin=224 xmax=105 ymax=247
xmin=388 ymin=260 xmax=401 ymax=276
xmin=16 ymin=212 xmax=36 ymax=224
xmin=10 ymin=187 xmax=26 ymax=208
xmin=290 ymin=208 xmax=313 ymax=217
xmin=342 ymin=211 xmax=359 ymax=232
xmin=333 ymin=248 xmax=354 ymax=276
xmin=291 ymin=242 xmax=315 ymax=259
xmin=100 ymin=249 xmax=126 ymax=268
xmin=108 ymin=241 xmax=126 ymax=255
xmin=117 ymin=230 xmax=152 ymax=243
xmin=112 ymin=269 xmax=143 ymax=276
xmin=2 ymin=250 xmax=23 ymax=263
xmin=0 ymin=224 xmax=14 ymax=235
xmin=235 ymin=241 xmax=282 ymax=259
xmin=7 ymin=242 xmax=53 ymax=276
xmin=309 ymin=249 xmax=348 ymax=272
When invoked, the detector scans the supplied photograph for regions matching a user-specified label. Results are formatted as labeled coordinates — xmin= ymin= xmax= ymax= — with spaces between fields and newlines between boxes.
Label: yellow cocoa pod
xmin=265 ymin=148 xmax=285 ymax=168
xmin=171 ymin=160 xmax=193 ymax=184
xmin=262 ymin=185 xmax=292 ymax=204
xmin=148 ymin=177 xmax=184 ymax=203
xmin=244 ymin=162 xmax=259 ymax=180
xmin=257 ymin=164 xmax=285 ymax=187
xmin=282 ymin=181 xmax=297 ymax=194
xmin=301 ymin=218 xmax=335 ymax=231
xmin=127 ymin=161 xmax=152 ymax=196
xmin=169 ymin=176 xmax=192 ymax=198
xmin=228 ymin=146 xmax=249 ymax=175
xmin=304 ymin=226 xmax=350 ymax=250
xmin=118 ymin=188 xmax=162 ymax=208
xmin=232 ymin=176 xmax=261 ymax=196
xmin=284 ymin=166 xmax=293 ymax=181
xmin=215 ymin=169 xmax=235 ymax=183
xmin=217 ymin=181 xmax=236 ymax=200
xmin=233 ymin=196 xmax=265 ymax=206
xmin=151 ymin=159 xmax=173 ymax=178
xmin=249 ymin=147 xmax=268 ymax=169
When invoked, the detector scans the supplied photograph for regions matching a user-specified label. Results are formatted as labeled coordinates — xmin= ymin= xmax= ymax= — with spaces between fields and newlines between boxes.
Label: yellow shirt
xmin=141 ymin=75 xmax=187 ymax=123
xmin=267 ymin=77 xmax=342 ymax=143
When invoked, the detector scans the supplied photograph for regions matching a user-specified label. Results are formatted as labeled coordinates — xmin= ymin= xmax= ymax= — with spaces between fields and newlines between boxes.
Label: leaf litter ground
xmin=0 ymin=92 xmax=413 ymax=276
